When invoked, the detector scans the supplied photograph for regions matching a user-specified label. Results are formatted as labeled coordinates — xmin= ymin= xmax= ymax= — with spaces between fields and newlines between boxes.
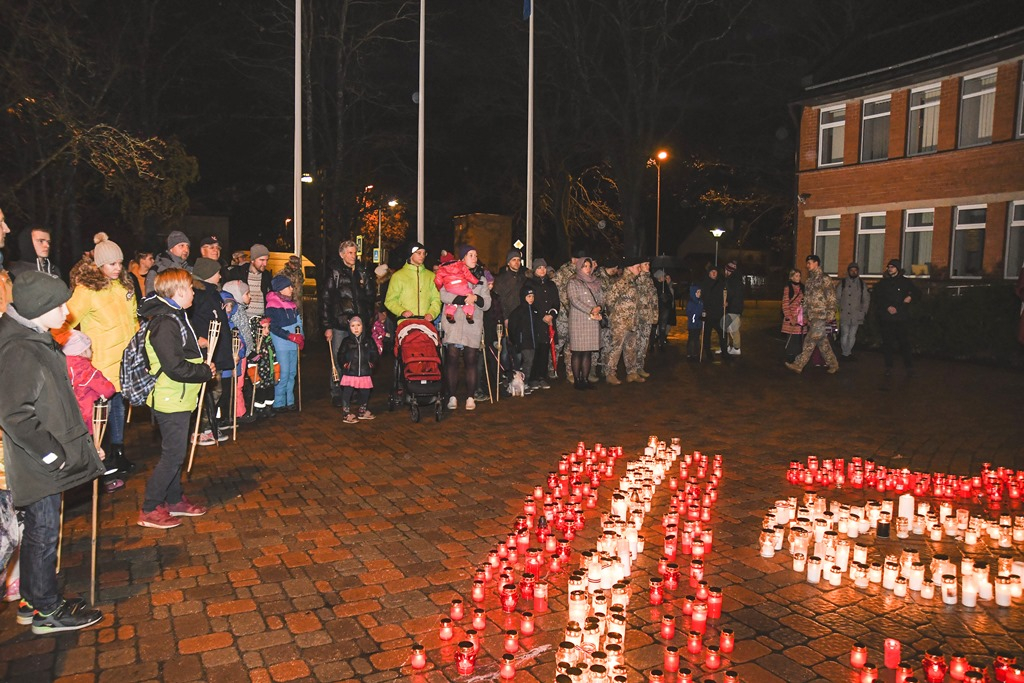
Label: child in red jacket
xmin=63 ymin=331 xmax=121 ymax=492
xmin=434 ymin=252 xmax=479 ymax=324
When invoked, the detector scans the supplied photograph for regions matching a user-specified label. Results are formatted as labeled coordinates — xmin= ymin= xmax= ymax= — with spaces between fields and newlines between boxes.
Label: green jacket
xmin=138 ymin=296 xmax=212 ymax=414
xmin=385 ymin=262 xmax=441 ymax=319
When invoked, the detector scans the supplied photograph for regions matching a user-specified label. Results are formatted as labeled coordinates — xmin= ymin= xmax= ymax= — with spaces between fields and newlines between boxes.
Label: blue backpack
xmin=120 ymin=314 xmax=187 ymax=406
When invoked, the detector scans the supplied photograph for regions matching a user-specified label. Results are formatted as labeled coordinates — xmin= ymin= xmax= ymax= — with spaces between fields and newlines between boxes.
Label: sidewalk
xmin=0 ymin=308 xmax=1020 ymax=682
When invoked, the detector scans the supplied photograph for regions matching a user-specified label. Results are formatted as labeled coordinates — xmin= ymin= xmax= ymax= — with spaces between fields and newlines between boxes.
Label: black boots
xmin=109 ymin=444 xmax=135 ymax=475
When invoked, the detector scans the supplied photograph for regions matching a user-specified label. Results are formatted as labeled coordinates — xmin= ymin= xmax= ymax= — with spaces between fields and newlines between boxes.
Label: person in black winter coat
xmin=320 ymin=240 xmax=376 ymax=407
xmin=507 ymin=286 xmax=548 ymax=388
xmin=336 ymin=316 xmax=379 ymax=422
xmin=701 ymin=266 xmax=727 ymax=359
xmin=9 ymin=227 xmax=61 ymax=281
xmin=523 ymin=259 xmax=558 ymax=387
xmin=0 ymin=272 xmax=104 ymax=633
xmin=188 ymin=258 xmax=232 ymax=440
xmin=654 ymin=270 xmax=676 ymax=349
xmin=873 ymin=258 xmax=920 ymax=374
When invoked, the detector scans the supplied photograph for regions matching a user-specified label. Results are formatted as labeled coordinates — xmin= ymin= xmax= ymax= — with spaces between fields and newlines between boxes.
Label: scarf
xmin=572 ymin=258 xmax=602 ymax=297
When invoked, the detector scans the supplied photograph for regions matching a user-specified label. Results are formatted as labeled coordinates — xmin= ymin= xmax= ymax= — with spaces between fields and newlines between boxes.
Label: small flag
xmin=523 ymin=0 xmax=531 ymax=20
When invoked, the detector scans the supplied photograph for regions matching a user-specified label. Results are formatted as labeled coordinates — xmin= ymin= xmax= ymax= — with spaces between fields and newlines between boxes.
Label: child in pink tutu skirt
xmin=336 ymin=316 xmax=379 ymax=423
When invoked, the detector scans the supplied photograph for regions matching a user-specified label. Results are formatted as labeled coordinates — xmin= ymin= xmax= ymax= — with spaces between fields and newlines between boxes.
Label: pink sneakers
xmin=165 ymin=497 xmax=208 ymax=517
xmin=137 ymin=507 xmax=181 ymax=529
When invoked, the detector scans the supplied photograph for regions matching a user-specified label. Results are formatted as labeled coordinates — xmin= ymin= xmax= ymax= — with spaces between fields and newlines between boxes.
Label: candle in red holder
xmin=450 ymin=599 xmax=464 ymax=621
xmin=707 ymin=587 xmax=723 ymax=618
xmin=472 ymin=580 xmax=486 ymax=603
xmin=649 ymin=577 xmax=665 ymax=605
xmin=410 ymin=643 xmax=426 ymax=669
xmin=895 ymin=662 xmax=915 ymax=683
xmin=499 ymin=653 xmax=516 ymax=679
xmin=720 ymin=628 xmax=735 ymax=653
xmin=664 ymin=564 xmax=680 ymax=590
xmin=465 ymin=628 xmax=479 ymax=652
xmin=702 ymin=528 xmax=714 ymax=553
xmin=692 ymin=539 xmax=705 ymax=558
xmin=533 ymin=581 xmax=548 ymax=612
xmin=923 ymin=652 xmax=947 ymax=682
xmin=850 ymin=643 xmax=868 ymax=668
xmin=690 ymin=559 xmax=704 ymax=586
xmin=677 ymin=668 xmax=694 ymax=683
xmin=884 ymin=638 xmax=901 ymax=669
xmin=439 ymin=617 xmax=454 ymax=640
xmin=470 ymin=608 xmax=486 ymax=631
xmin=545 ymin=535 xmax=558 ymax=553
xmin=504 ymin=629 xmax=519 ymax=653
xmin=658 ymin=557 xmax=669 ymax=575
xmin=500 ymin=583 xmax=519 ymax=613
xmin=861 ymin=663 xmax=879 ymax=683
xmin=723 ymin=671 xmax=739 ymax=683
xmin=456 ymin=641 xmax=476 ymax=674
xmin=1007 ymin=665 xmax=1024 ymax=683
xmin=519 ymin=612 xmax=535 ymax=637
xmin=660 ymin=615 xmax=676 ymax=639
xmin=681 ymin=595 xmax=695 ymax=615
xmin=690 ymin=602 xmax=708 ymax=633
xmin=695 ymin=580 xmax=710 ymax=601
xmin=705 ymin=645 xmax=722 ymax=670
xmin=664 ymin=645 xmax=680 ymax=672
xmin=687 ymin=630 xmax=702 ymax=654
xmin=519 ymin=572 xmax=536 ymax=602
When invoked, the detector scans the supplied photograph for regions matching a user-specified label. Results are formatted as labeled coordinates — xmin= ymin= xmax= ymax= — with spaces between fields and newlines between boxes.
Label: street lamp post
xmin=710 ymin=228 xmax=725 ymax=266
xmin=377 ymin=199 xmax=399 ymax=262
xmin=647 ymin=150 xmax=669 ymax=255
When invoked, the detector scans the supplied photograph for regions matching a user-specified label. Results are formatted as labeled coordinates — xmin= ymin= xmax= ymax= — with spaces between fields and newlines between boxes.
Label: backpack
xmin=120 ymin=313 xmax=188 ymax=406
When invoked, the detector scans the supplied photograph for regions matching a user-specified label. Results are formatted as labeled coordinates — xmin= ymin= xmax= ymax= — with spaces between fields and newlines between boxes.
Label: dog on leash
xmin=507 ymin=370 xmax=526 ymax=397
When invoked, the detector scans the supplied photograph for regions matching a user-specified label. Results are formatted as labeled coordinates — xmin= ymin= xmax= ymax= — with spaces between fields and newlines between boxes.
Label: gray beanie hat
xmin=167 ymin=230 xmax=190 ymax=249
xmin=12 ymin=270 xmax=72 ymax=319
xmin=532 ymin=258 xmax=548 ymax=270
xmin=506 ymin=249 xmax=522 ymax=264
xmin=250 ymin=244 xmax=270 ymax=260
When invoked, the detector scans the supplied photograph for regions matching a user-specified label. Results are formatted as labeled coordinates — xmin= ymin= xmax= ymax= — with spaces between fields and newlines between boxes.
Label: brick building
xmin=794 ymin=27 xmax=1024 ymax=280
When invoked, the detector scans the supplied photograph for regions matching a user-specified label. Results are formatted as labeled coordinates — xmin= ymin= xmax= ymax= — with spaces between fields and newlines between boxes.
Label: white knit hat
xmin=92 ymin=232 xmax=124 ymax=268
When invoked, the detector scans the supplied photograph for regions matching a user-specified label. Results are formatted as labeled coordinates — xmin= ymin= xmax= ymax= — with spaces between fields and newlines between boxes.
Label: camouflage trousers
xmin=605 ymin=323 xmax=638 ymax=376
xmin=635 ymin=323 xmax=653 ymax=371
xmin=594 ymin=325 xmax=613 ymax=375
xmin=793 ymin=319 xmax=838 ymax=371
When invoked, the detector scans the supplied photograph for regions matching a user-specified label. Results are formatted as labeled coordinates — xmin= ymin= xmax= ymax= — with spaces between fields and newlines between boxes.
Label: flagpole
xmin=293 ymin=0 xmax=303 ymax=259
xmin=525 ymin=0 xmax=535 ymax=267
xmin=416 ymin=0 xmax=426 ymax=245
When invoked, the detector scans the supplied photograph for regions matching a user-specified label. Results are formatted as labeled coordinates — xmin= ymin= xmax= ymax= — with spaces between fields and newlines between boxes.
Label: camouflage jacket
xmin=803 ymin=268 xmax=837 ymax=323
xmin=605 ymin=270 xmax=638 ymax=325
xmin=551 ymin=262 xmax=576 ymax=309
xmin=636 ymin=271 xmax=659 ymax=324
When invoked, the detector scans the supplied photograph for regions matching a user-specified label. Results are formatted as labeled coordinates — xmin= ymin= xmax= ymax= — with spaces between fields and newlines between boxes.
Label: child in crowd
xmin=265 ymin=275 xmax=303 ymax=412
xmin=686 ymin=284 xmax=704 ymax=361
xmin=337 ymin=316 xmax=378 ymax=423
xmin=63 ymin=330 xmax=122 ymax=492
xmin=507 ymin=286 xmax=547 ymax=386
xmin=434 ymin=250 xmax=479 ymax=324
xmin=372 ymin=305 xmax=389 ymax=356
xmin=221 ymin=280 xmax=254 ymax=424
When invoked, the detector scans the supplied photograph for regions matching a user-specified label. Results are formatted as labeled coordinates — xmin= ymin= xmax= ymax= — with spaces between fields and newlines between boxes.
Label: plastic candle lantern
xmin=923 ymin=650 xmax=947 ymax=682
xmin=410 ymin=643 xmax=427 ymax=669
xmin=456 ymin=641 xmax=477 ymax=674
xmin=464 ymin=628 xmax=479 ymax=653
xmin=720 ymin=628 xmax=735 ymax=653
xmin=884 ymin=639 xmax=901 ymax=669
xmin=682 ymin=595 xmax=695 ymax=615
xmin=723 ymin=671 xmax=739 ymax=683
xmin=649 ymin=577 xmax=665 ymax=605
xmin=895 ymin=662 xmax=915 ymax=683
xmin=450 ymin=599 xmax=464 ymax=621
xmin=851 ymin=643 xmax=868 ymax=668
xmin=439 ymin=618 xmax=454 ymax=640
xmin=519 ymin=612 xmax=535 ymax=636
xmin=660 ymin=615 xmax=676 ymax=639
xmin=501 ymin=583 xmax=519 ymax=612
xmin=705 ymin=645 xmax=721 ymax=670
xmin=687 ymin=630 xmax=703 ymax=654
xmin=677 ymin=668 xmax=694 ymax=683
xmin=695 ymin=580 xmax=710 ymax=601
xmin=861 ymin=663 xmax=879 ymax=683
xmin=664 ymin=564 xmax=680 ymax=590
xmin=807 ymin=556 xmax=822 ymax=584
xmin=920 ymin=583 xmax=935 ymax=600
xmin=664 ymin=645 xmax=680 ymax=672
xmin=996 ymin=576 xmax=1013 ymax=607
xmin=690 ymin=602 xmax=708 ymax=633
xmin=647 ymin=670 xmax=665 ymax=683
xmin=504 ymin=629 xmax=519 ymax=653
xmin=690 ymin=559 xmax=704 ymax=586
xmin=472 ymin=580 xmax=486 ymax=603
xmin=472 ymin=608 xmax=487 ymax=630
xmin=499 ymin=653 xmax=516 ymax=679
xmin=949 ymin=654 xmax=968 ymax=680
xmin=707 ymin=587 xmax=723 ymax=618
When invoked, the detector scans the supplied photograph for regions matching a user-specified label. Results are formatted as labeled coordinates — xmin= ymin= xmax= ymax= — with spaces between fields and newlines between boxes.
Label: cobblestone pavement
xmin=1 ymin=306 xmax=1021 ymax=682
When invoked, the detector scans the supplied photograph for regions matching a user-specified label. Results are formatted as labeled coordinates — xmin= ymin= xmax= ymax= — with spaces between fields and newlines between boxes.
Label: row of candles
xmin=787 ymin=456 xmax=1024 ymax=507
xmin=412 ymin=441 xmax=625 ymax=677
xmin=850 ymin=642 xmax=1023 ymax=682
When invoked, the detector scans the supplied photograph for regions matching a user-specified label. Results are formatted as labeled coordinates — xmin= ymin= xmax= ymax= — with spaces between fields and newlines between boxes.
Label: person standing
xmin=874 ymin=258 xmax=920 ymax=376
xmin=439 ymin=247 xmax=491 ymax=410
xmin=550 ymin=258 xmax=578 ymax=382
xmin=128 ymin=251 xmax=155 ymax=303
xmin=145 ymin=231 xmax=192 ymax=295
xmin=0 ymin=271 xmax=105 ymax=633
xmin=786 ymin=255 xmax=839 ymax=374
xmin=566 ymin=256 xmax=605 ymax=390
xmin=524 ymin=258 xmax=558 ymax=389
xmin=9 ymin=227 xmax=61 ymax=281
xmin=723 ymin=260 xmax=744 ymax=356
xmin=654 ymin=270 xmax=676 ymax=350
xmin=700 ymin=265 xmax=727 ymax=361
xmin=384 ymin=242 xmax=440 ymax=321
xmin=225 ymin=244 xmax=272 ymax=319
xmin=493 ymin=250 xmax=527 ymax=378
xmin=603 ymin=259 xmax=642 ymax=385
xmin=187 ymin=258 xmax=232 ymax=444
xmin=836 ymin=262 xmax=871 ymax=360
xmin=321 ymin=240 xmax=375 ymax=407
xmin=781 ymin=269 xmax=806 ymax=363
xmin=635 ymin=260 xmax=658 ymax=375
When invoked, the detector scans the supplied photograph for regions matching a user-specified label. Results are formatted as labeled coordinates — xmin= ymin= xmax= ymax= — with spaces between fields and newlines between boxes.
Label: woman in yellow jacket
xmin=65 ymin=233 xmax=138 ymax=476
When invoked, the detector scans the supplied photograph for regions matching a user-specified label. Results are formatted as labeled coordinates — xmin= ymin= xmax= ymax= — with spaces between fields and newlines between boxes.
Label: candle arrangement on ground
xmin=771 ymin=456 xmax=1024 ymax=680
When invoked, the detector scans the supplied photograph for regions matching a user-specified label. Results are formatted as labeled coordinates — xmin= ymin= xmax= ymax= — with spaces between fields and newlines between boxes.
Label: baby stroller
xmin=388 ymin=318 xmax=445 ymax=422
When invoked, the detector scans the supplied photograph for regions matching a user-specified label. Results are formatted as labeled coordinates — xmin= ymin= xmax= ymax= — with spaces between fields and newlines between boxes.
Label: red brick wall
xmin=937 ymin=78 xmax=960 ymax=152
xmin=993 ymin=63 xmax=1022 ymax=142
xmin=888 ymin=90 xmax=909 ymax=161
xmin=799 ymin=107 xmax=818 ymax=172
xmin=843 ymin=101 xmax=862 ymax=164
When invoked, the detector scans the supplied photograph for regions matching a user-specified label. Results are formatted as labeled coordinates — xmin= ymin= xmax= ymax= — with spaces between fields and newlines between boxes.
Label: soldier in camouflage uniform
xmin=594 ymin=261 xmax=620 ymax=381
xmin=634 ymin=260 xmax=658 ymax=378
xmin=551 ymin=259 xmax=577 ymax=382
xmin=603 ymin=259 xmax=643 ymax=384
xmin=786 ymin=254 xmax=839 ymax=374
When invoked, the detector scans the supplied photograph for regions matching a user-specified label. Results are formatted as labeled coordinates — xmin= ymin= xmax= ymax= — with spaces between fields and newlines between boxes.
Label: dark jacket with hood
xmin=320 ymin=258 xmax=375 ymax=331
xmin=874 ymin=262 xmax=920 ymax=323
xmin=701 ymin=271 xmax=726 ymax=319
xmin=524 ymin=273 xmax=559 ymax=321
xmin=145 ymin=251 xmax=192 ymax=295
xmin=138 ymin=295 xmax=212 ymax=413
xmin=686 ymin=285 xmax=704 ymax=331
xmin=9 ymin=229 xmax=61 ymax=281
xmin=0 ymin=306 xmax=105 ymax=506
xmin=508 ymin=288 xmax=547 ymax=351
xmin=188 ymin=280 xmax=233 ymax=371
xmin=337 ymin=330 xmax=379 ymax=377
xmin=493 ymin=265 xmax=527 ymax=320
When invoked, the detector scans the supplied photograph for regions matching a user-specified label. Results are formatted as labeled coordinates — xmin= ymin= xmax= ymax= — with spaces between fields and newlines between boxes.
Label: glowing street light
xmin=647 ymin=150 xmax=669 ymax=255
xmin=300 ymin=173 xmax=313 ymax=184
xmin=710 ymin=228 xmax=725 ymax=266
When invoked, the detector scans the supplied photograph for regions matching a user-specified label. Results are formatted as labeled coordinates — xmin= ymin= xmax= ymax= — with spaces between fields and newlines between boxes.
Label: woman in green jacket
xmin=137 ymin=269 xmax=215 ymax=529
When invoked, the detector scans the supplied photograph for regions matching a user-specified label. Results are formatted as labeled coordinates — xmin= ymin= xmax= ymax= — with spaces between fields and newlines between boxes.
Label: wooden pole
xmin=187 ymin=320 xmax=220 ymax=474
xmin=90 ymin=400 xmax=108 ymax=605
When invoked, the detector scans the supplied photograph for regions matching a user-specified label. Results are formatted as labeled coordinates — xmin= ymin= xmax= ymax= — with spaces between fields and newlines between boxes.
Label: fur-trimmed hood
xmin=69 ymin=253 xmax=134 ymax=293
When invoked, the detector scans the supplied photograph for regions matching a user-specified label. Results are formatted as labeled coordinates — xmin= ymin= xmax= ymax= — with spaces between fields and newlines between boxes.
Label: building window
xmin=814 ymin=216 xmax=841 ymax=274
xmin=959 ymin=70 xmax=996 ymax=147
xmin=903 ymin=209 xmax=934 ymax=277
xmin=908 ymin=84 xmax=940 ymax=155
xmin=860 ymin=96 xmax=890 ymax=162
xmin=1005 ymin=201 xmax=1024 ymax=279
xmin=856 ymin=213 xmax=886 ymax=275
xmin=951 ymin=205 xmax=986 ymax=278
xmin=818 ymin=106 xmax=845 ymax=166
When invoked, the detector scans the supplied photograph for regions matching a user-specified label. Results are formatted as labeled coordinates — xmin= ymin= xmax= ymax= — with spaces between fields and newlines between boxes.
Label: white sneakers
xmin=727 ymin=346 xmax=742 ymax=356
xmin=447 ymin=396 xmax=458 ymax=410
xmin=465 ymin=397 xmax=476 ymax=411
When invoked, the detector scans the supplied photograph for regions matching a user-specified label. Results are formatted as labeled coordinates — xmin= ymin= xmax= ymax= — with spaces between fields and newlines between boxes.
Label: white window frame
xmin=860 ymin=95 xmax=891 ymax=162
xmin=814 ymin=215 xmax=841 ymax=275
xmin=958 ymin=69 xmax=997 ymax=148
xmin=855 ymin=212 xmax=887 ymax=275
xmin=902 ymin=209 xmax=935 ymax=278
xmin=1005 ymin=201 xmax=1024 ymax=279
xmin=951 ymin=204 xmax=987 ymax=279
xmin=907 ymin=83 xmax=941 ymax=156
xmin=818 ymin=105 xmax=846 ymax=167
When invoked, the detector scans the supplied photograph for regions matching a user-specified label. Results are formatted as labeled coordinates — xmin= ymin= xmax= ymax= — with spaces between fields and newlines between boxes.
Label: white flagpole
xmin=294 ymin=0 xmax=303 ymax=260
xmin=525 ymin=0 xmax=535 ymax=267
xmin=417 ymin=0 xmax=426 ymax=245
